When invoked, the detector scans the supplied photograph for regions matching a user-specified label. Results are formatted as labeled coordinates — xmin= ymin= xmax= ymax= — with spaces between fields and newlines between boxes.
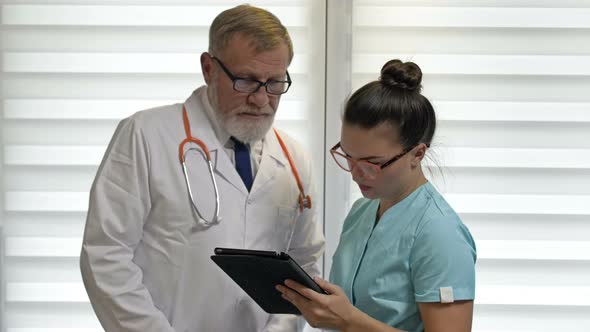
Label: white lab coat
xmin=80 ymin=86 xmax=325 ymax=332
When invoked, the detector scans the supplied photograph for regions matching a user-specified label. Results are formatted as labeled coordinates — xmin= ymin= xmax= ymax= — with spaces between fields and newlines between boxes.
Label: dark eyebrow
xmin=340 ymin=146 xmax=386 ymax=161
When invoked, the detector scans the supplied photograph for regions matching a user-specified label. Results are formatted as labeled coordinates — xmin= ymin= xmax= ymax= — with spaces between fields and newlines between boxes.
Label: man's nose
xmin=248 ymin=86 xmax=270 ymax=108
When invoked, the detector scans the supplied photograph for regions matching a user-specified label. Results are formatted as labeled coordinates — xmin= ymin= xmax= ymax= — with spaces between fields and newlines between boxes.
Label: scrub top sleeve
xmin=409 ymin=216 xmax=476 ymax=303
xmin=80 ymin=117 xmax=174 ymax=331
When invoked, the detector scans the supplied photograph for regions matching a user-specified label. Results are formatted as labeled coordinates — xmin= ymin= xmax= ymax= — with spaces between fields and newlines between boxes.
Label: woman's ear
xmin=200 ymin=52 xmax=214 ymax=84
xmin=410 ymin=143 xmax=428 ymax=167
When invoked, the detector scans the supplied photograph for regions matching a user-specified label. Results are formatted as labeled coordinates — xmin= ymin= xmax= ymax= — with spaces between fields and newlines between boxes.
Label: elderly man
xmin=80 ymin=4 xmax=324 ymax=331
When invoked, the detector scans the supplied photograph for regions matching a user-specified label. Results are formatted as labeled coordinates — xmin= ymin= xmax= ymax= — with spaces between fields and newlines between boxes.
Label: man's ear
xmin=200 ymin=52 xmax=214 ymax=84
xmin=410 ymin=143 xmax=428 ymax=167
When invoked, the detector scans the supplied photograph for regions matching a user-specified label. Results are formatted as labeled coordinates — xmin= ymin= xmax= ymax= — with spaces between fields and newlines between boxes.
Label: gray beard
xmin=221 ymin=111 xmax=275 ymax=143
xmin=208 ymin=85 xmax=275 ymax=143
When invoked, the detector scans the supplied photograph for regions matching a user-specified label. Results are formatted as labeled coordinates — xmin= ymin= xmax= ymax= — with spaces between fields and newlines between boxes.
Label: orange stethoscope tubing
xmin=179 ymin=106 xmax=311 ymax=227
xmin=179 ymin=107 xmax=221 ymax=226
xmin=272 ymin=128 xmax=312 ymax=212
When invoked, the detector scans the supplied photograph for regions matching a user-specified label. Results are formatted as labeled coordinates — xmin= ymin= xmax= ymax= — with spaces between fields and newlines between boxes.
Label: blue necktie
xmin=231 ymin=137 xmax=253 ymax=191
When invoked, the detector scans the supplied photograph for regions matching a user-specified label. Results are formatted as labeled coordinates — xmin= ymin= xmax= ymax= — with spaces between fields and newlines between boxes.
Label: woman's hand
xmin=276 ymin=277 xmax=358 ymax=330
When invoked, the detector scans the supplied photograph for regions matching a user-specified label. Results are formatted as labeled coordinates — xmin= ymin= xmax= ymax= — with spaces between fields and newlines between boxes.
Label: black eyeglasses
xmin=211 ymin=56 xmax=292 ymax=95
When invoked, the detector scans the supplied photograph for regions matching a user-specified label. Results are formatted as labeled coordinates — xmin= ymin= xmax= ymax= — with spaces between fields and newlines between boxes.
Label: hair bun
xmin=379 ymin=59 xmax=422 ymax=92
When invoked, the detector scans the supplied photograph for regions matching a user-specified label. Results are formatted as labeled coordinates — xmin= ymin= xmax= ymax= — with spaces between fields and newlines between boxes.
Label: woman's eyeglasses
xmin=329 ymin=142 xmax=413 ymax=179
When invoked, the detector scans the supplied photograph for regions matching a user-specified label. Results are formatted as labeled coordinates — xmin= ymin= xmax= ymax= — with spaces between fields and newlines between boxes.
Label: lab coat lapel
xmin=184 ymin=89 xmax=248 ymax=195
xmin=252 ymin=129 xmax=288 ymax=194
xmin=211 ymin=144 xmax=248 ymax=195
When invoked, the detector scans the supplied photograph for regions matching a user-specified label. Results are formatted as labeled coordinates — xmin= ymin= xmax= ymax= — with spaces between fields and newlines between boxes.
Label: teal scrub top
xmin=330 ymin=182 xmax=476 ymax=332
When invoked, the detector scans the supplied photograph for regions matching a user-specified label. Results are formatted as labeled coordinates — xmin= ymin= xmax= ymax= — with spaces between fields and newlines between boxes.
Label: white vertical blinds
xmin=348 ymin=0 xmax=590 ymax=331
xmin=0 ymin=1 xmax=325 ymax=330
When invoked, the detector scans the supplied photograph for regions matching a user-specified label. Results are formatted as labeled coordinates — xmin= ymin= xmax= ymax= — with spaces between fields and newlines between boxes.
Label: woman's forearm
xmin=342 ymin=307 xmax=406 ymax=332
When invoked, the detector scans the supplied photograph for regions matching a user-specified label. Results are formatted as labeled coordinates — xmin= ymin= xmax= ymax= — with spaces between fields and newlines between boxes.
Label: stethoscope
xmin=179 ymin=106 xmax=312 ymax=228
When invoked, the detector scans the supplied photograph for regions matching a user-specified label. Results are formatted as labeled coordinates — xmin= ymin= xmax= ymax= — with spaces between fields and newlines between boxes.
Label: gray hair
xmin=208 ymin=4 xmax=294 ymax=63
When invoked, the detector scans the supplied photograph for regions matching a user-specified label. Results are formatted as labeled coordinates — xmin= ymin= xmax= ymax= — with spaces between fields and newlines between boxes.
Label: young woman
xmin=277 ymin=59 xmax=476 ymax=332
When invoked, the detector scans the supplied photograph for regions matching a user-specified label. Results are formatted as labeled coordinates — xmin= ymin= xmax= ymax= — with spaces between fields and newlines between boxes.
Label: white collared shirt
xmin=199 ymin=86 xmax=264 ymax=178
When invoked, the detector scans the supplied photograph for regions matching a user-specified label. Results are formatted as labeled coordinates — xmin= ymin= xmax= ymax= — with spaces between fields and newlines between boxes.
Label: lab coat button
xmin=247 ymin=198 xmax=252 ymax=204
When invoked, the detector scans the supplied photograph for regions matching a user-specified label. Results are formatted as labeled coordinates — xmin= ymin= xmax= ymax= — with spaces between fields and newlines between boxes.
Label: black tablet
xmin=210 ymin=247 xmax=327 ymax=314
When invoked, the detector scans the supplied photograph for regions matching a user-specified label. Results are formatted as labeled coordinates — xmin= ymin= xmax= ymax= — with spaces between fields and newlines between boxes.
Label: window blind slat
xmin=4 ymin=99 xmax=307 ymax=120
xmin=445 ymin=194 xmax=590 ymax=215
xmin=473 ymin=303 xmax=589 ymax=332
xmin=8 ymin=282 xmax=590 ymax=307
xmin=4 ymin=52 xmax=308 ymax=74
xmin=7 ymin=329 xmax=101 ymax=332
xmin=6 ymin=237 xmax=81 ymax=257
xmin=436 ymin=147 xmax=590 ymax=169
xmin=8 ymin=146 xmax=589 ymax=168
xmin=6 ymin=282 xmax=89 ymax=302
xmin=5 ymin=146 xmax=105 ymax=166
xmin=354 ymin=6 xmax=590 ymax=28
xmin=476 ymin=285 xmax=590 ymax=306
xmin=353 ymin=54 xmax=590 ymax=76
xmin=5 ymin=302 xmax=103 ymax=331
xmin=434 ymin=101 xmax=590 ymax=123
xmin=5 ymin=192 xmax=89 ymax=212
xmin=7 ymin=237 xmax=589 ymax=261
xmin=2 ymin=5 xmax=307 ymax=27
xmin=477 ymin=240 xmax=590 ymax=261
xmin=3 ymin=100 xmax=176 ymax=119
xmin=9 ymin=191 xmax=590 ymax=215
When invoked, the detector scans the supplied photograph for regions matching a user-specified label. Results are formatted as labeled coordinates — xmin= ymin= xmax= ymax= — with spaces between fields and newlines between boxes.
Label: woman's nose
xmin=351 ymin=164 xmax=367 ymax=181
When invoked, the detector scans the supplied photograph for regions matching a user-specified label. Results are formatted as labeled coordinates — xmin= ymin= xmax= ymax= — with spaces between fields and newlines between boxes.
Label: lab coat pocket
xmin=276 ymin=206 xmax=299 ymax=251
